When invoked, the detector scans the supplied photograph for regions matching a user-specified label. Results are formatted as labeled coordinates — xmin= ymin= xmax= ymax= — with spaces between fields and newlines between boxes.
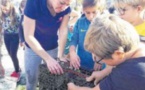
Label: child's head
xmin=114 ymin=0 xmax=145 ymax=26
xmin=0 ymin=0 xmax=17 ymax=25
xmin=1 ymin=0 xmax=11 ymax=15
xmin=84 ymin=14 xmax=139 ymax=66
xmin=82 ymin=0 xmax=106 ymax=22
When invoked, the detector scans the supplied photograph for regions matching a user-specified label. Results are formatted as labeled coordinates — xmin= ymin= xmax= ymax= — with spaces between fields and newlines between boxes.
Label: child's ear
xmin=114 ymin=47 xmax=125 ymax=59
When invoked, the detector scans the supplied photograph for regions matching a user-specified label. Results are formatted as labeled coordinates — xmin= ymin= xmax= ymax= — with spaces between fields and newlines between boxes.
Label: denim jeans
xmin=24 ymin=47 xmax=58 ymax=90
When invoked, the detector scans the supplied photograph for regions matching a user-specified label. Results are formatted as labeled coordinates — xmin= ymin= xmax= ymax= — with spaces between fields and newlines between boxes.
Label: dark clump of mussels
xmin=39 ymin=61 xmax=95 ymax=90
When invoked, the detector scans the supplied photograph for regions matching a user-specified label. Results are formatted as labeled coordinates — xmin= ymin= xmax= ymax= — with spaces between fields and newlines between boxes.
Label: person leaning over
xmin=23 ymin=0 xmax=73 ymax=90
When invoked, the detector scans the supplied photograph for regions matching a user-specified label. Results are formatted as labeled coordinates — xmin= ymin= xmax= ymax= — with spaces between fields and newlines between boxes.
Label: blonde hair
xmin=82 ymin=0 xmax=106 ymax=13
xmin=113 ymin=0 xmax=145 ymax=8
xmin=84 ymin=14 xmax=139 ymax=58
xmin=0 ymin=0 xmax=17 ymax=25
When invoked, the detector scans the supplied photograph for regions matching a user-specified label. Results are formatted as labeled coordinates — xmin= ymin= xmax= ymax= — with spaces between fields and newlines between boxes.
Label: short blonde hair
xmin=113 ymin=0 xmax=145 ymax=8
xmin=84 ymin=14 xmax=139 ymax=58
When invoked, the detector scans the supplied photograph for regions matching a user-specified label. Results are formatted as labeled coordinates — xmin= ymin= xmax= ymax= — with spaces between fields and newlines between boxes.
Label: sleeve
xmin=69 ymin=19 xmax=80 ymax=47
xmin=19 ymin=16 xmax=25 ymax=43
xmin=24 ymin=0 xmax=38 ymax=19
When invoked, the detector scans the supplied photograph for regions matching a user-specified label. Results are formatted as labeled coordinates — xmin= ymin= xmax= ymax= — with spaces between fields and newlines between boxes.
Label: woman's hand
xmin=46 ymin=57 xmax=64 ymax=75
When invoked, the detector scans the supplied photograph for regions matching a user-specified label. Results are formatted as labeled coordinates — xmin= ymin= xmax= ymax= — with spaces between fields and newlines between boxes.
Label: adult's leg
xmin=25 ymin=47 xmax=42 ymax=90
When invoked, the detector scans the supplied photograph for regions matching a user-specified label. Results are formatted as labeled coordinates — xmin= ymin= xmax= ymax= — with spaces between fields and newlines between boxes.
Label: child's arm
xmin=67 ymin=65 xmax=113 ymax=90
xmin=69 ymin=45 xmax=80 ymax=69
xmin=69 ymin=19 xmax=80 ymax=69
xmin=68 ymin=83 xmax=100 ymax=90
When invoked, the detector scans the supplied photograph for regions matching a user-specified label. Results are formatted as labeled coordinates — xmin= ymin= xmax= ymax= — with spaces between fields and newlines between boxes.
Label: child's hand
xmin=67 ymin=83 xmax=79 ymax=90
xmin=86 ymin=71 xmax=104 ymax=85
xmin=70 ymin=52 xmax=80 ymax=69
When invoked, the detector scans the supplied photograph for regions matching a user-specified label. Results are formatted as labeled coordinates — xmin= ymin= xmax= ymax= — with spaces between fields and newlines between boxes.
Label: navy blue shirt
xmin=24 ymin=0 xmax=71 ymax=50
xmin=99 ymin=57 xmax=145 ymax=90
xmin=70 ymin=17 xmax=94 ymax=69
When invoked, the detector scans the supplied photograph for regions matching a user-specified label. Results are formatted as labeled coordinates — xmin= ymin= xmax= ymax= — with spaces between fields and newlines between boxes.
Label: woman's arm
xmin=57 ymin=13 xmax=70 ymax=59
xmin=23 ymin=15 xmax=63 ymax=74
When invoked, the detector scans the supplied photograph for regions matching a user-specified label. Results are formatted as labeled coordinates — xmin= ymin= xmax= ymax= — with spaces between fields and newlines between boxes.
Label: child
xmin=0 ymin=0 xmax=20 ymax=80
xmin=69 ymin=0 xmax=106 ymax=70
xmin=64 ymin=9 xmax=80 ymax=58
xmin=68 ymin=14 xmax=145 ymax=90
xmin=19 ymin=0 xmax=27 ymax=48
xmin=114 ymin=0 xmax=145 ymax=42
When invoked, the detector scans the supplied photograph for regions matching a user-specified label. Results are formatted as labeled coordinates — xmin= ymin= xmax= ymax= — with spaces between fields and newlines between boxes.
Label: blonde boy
xmin=114 ymin=0 xmax=145 ymax=42
xmin=68 ymin=14 xmax=145 ymax=90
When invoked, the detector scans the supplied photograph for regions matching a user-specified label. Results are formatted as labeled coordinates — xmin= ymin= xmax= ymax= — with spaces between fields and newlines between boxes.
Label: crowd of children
xmin=0 ymin=0 xmax=145 ymax=90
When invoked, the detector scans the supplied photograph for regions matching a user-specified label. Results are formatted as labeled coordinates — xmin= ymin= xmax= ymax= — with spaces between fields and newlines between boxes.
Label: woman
xmin=23 ymin=0 xmax=73 ymax=89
